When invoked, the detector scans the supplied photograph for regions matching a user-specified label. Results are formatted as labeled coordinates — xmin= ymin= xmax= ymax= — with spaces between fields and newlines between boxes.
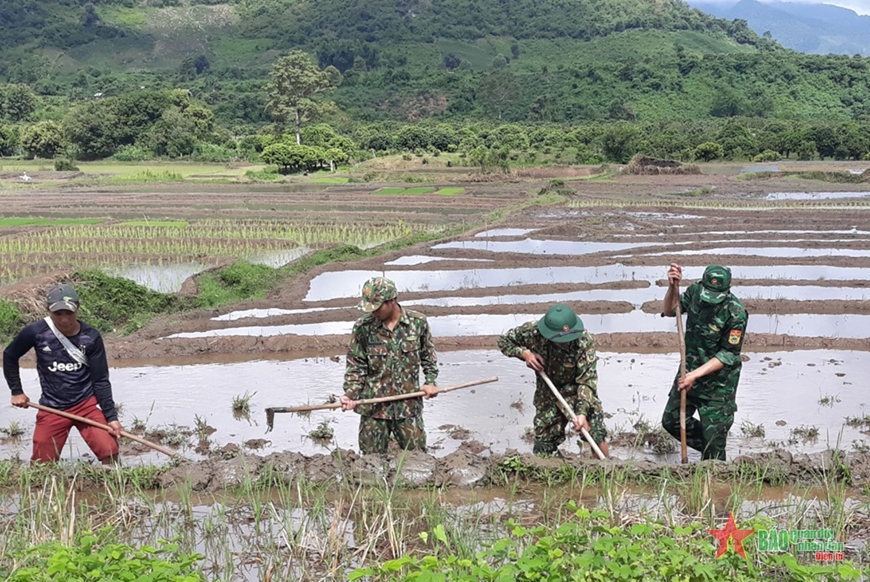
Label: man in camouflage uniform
xmin=340 ymin=277 xmax=439 ymax=454
xmin=661 ymin=264 xmax=749 ymax=461
xmin=498 ymin=304 xmax=610 ymax=458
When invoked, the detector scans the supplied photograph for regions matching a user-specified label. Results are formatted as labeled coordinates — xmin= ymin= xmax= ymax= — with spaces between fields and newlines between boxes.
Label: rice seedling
xmin=307 ymin=420 xmax=335 ymax=442
xmin=0 ymin=452 xmax=865 ymax=582
xmin=740 ymin=420 xmax=766 ymax=438
xmin=0 ymin=421 xmax=25 ymax=438
xmin=0 ymin=218 xmax=438 ymax=285
xmin=818 ymin=393 xmax=842 ymax=407
xmin=232 ymin=390 xmax=257 ymax=413
xmin=845 ymin=415 xmax=870 ymax=429
xmin=790 ymin=425 xmax=820 ymax=443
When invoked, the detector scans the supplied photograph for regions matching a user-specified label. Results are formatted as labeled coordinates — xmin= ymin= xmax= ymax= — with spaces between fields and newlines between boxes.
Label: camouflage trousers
xmin=661 ymin=380 xmax=737 ymax=461
xmin=358 ymin=415 xmax=426 ymax=455
xmin=533 ymin=393 xmax=608 ymax=457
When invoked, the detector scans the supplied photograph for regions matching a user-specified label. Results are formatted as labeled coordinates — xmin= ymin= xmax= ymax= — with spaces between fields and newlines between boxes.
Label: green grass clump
xmin=195 ymin=261 xmax=282 ymax=309
xmin=435 ymin=187 xmax=465 ymax=195
xmin=0 ymin=298 xmax=24 ymax=345
xmin=108 ymin=170 xmax=184 ymax=183
xmin=71 ymin=270 xmax=183 ymax=334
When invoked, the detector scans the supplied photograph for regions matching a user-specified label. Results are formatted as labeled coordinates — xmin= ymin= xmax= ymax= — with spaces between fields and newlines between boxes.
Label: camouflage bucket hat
xmin=699 ymin=265 xmax=731 ymax=305
xmin=358 ymin=277 xmax=398 ymax=312
xmin=538 ymin=304 xmax=584 ymax=343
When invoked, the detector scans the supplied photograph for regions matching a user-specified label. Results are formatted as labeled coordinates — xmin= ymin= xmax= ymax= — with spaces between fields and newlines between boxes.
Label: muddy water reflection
xmin=305 ymin=266 xmax=870 ymax=302
xmin=433 ymin=239 xmax=676 ymax=254
xmin=107 ymin=262 xmax=214 ymax=293
xmin=403 ymin=285 xmax=870 ymax=308
xmin=625 ymin=247 xmax=870 ymax=259
xmin=1 ymin=350 xmax=865 ymax=464
xmin=474 ymin=228 xmax=538 ymax=237
xmin=169 ymin=312 xmax=870 ymax=339
xmin=213 ymin=284 xmax=870 ymax=323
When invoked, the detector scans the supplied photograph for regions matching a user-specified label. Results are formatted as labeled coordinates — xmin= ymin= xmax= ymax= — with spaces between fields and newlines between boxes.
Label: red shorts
xmin=32 ymin=395 xmax=119 ymax=463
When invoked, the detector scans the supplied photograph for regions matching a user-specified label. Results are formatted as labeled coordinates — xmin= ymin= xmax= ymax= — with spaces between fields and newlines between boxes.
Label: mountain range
xmin=688 ymin=0 xmax=870 ymax=55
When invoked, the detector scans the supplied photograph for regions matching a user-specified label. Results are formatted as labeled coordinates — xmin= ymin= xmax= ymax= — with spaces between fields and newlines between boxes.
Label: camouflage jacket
xmin=497 ymin=322 xmax=599 ymax=417
xmin=343 ymin=307 xmax=438 ymax=419
xmin=679 ymin=282 xmax=749 ymax=392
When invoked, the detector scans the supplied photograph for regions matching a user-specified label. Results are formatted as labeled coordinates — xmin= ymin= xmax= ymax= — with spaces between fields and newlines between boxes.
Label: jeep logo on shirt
xmin=47 ymin=361 xmax=82 ymax=372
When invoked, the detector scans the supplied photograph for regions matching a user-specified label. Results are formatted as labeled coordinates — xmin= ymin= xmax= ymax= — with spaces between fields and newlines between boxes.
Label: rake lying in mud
xmin=265 ymin=377 xmax=499 ymax=432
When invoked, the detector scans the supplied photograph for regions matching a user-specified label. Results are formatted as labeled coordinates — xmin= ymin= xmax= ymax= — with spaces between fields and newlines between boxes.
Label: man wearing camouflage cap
xmin=340 ymin=276 xmax=439 ymax=454
xmin=661 ymin=264 xmax=749 ymax=461
xmin=498 ymin=304 xmax=610 ymax=458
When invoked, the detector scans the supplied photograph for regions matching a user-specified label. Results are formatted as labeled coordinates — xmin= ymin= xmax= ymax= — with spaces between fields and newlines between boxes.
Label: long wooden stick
xmin=266 ymin=377 xmax=499 ymax=431
xmin=538 ymin=371 xmax=606 ymax=460
xmin=674 ymin=287 xmax=689 ymax=464
xmin=27 ymin=402 xmax=181 ymax=459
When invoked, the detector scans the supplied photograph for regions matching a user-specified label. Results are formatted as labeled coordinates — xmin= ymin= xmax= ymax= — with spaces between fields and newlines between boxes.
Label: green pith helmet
xmin=537 ymin=304 xmax=584 ymax=343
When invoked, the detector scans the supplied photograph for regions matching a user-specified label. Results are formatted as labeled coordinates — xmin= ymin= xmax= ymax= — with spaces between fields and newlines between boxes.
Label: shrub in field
xmin=4 ymin=533 xmax=204 ymax=582
xmin=352 ymin=505 xmax=864 ymax=581
xmin=194 ymin=142 xmax=238 ymax=162
xmin=53 ymin=158 xmax=79 ymax=171
xmin=112 ymin=145 xmax=152 ymax=162
xmin=753 ymin=150 xmax=781 ymax=162
xmin=694 ymin=142 xmax=724 ymax=162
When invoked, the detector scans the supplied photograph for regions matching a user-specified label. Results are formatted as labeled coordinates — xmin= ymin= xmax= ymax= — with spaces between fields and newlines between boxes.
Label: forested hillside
xmin=1 ymin=0 xmax=870 ymax=166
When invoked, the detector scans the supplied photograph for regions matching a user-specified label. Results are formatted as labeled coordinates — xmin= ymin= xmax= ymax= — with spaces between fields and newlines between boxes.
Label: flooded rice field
xmin=1 ymin=350 xmax=865 ymax=465
xmin=5 ymin=173 xmax=870 ymax=581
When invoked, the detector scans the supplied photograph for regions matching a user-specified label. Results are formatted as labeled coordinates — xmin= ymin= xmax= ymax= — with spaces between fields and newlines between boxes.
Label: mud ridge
xmin=138 ymin=448 xmax=869 ymax=492
xmin=108 ymin=332 xmax=870 ymax=362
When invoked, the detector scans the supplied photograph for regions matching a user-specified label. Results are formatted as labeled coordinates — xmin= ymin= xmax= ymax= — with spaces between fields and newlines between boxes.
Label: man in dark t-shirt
xmin=4 ymin=283 xmax=123 ymax=464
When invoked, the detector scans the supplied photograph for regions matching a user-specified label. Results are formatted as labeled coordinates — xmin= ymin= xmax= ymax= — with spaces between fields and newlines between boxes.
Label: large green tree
xmin=0 ymin=83 xmax=37 ymax=122
xmin=20 ymin=121 xmax=64 ymax=158
xmin=64 ymin=100 xmax=120 ymax=160
xmin=266 ymin=51 xmax=341 ymax=146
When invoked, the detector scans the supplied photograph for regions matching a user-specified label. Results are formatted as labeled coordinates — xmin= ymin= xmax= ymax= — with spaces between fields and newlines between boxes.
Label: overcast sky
xmin=692 ymin=0 xmax=870 ymax=15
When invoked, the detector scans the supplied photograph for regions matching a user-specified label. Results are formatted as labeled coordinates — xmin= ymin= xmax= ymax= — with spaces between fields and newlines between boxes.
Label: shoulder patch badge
xmin=728 ymin=330 xmax=742 ymax=345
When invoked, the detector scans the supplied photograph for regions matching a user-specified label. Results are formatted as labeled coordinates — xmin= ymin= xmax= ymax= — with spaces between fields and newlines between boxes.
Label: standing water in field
xmin=0 ymin=350 xmax=865 ymax=464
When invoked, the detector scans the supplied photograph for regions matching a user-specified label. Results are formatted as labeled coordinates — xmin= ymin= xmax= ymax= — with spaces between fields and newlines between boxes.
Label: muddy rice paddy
xmin=1 ymin=165 xmax=869 ymax=465
xmin=2 ymin=164 xmax=870 ymax=579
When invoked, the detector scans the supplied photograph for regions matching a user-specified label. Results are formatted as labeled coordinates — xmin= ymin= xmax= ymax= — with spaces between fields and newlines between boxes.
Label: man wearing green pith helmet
xmin=661 ymin=264 xmax=749 ymax=461
xmin=340 ymin=276 xmax=439 ymax=455
xmin=498 ymin=304 xmax=610 ymax=458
